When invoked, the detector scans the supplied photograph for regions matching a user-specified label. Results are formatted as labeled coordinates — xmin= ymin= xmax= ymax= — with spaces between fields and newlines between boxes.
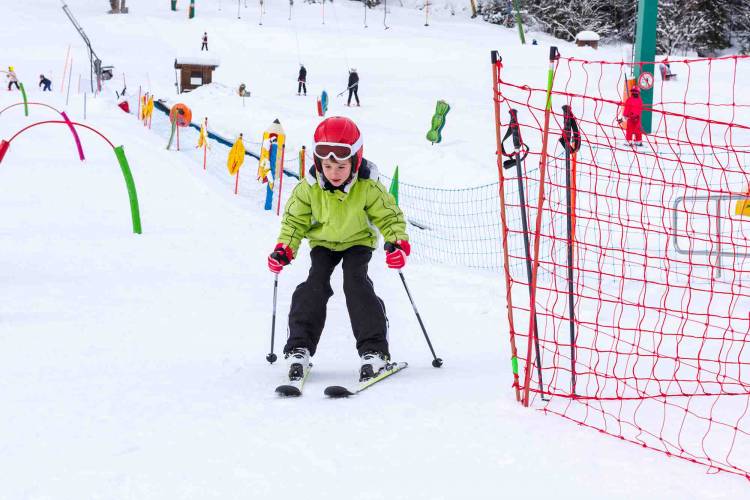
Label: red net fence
xmin=492 ymin=49 xmax=750 ymax=477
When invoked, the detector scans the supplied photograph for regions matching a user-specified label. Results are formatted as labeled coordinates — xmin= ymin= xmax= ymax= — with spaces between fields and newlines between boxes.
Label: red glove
xmin=385 ymin=240 xmax=411 ymax=269
xmin=268 ymin=243 xmax=294 ymax=274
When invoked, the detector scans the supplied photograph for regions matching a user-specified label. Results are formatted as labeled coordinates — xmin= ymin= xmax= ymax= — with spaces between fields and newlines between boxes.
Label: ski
xmin=275 ymin=363 xmax=312 ymax=397
xmin=324 ymin=362 xmax=408 ymax=398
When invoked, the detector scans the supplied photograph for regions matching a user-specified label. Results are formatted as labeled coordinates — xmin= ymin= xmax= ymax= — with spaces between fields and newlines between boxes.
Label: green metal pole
xmin=633 ymin=0 xmax=658 ymax=134
xmin=114 ymin=145 xmax=142 ymax=234
xmin=512 ymin=0 xmax=525 ymax=45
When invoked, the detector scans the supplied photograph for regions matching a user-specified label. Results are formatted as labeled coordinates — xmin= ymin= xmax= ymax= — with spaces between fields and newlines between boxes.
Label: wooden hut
xmin=174 ymin=57 xmax=220 ymax=93
xmin=575 ymin=31 xmax=600 ymax=49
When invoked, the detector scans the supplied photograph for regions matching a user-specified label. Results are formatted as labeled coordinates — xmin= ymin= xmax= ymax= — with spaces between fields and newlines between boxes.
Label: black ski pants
xmin=347 ymin=86 xmax=360 ymax=106
xmin=201 ymin=42 xmax=208 ymax=51
xmin=7 ymin=81 xmax=19 ymax=91
xmin=298 ymin=81 xmax=306 ymax=94
xmin=284 ymin=245 xmax=388 ymax=357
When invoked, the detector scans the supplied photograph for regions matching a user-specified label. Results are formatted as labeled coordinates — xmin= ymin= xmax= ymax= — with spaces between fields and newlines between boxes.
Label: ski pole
xmin=559 ymin=104 xmax=581 ymax=395
xmin=386 ymin=248 xmax=442 ymax=368
xmin=504 ymin=108 xmax=546 ymax=401
xmin=500 ymin=109 xmax=547 ymax=401
xmin=267 ymin=274 xmax=279 ymax=363
xmin=336 ymin=82 xmax=357 ymax=97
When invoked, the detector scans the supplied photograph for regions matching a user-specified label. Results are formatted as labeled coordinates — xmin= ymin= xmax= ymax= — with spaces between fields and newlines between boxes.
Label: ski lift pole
xmin=505 ymin=108 xmax=545 ymax=404
xmin=66 ymin=59 xmax=73 ymax=106
xmin=512 ymin=0 xmax=525 ymax=44
xmin=61 ymin=44 xmax=71 ymax=93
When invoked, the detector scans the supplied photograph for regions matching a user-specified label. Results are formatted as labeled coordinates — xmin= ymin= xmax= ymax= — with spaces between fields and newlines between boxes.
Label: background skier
xmin=39 ymin=74 xmax=51 ymax=91
xmin=297 ymin=64 xmax=307 ymax=95
xmin=346 ymin=68 xmax=359 ymax=106
xmin=267 ymin=116 xmax=409 ymax=382
xmin=201 ymin=32 xmax=208 ymax=51
xmin=6 ymin=67 xmax=19 ymax=91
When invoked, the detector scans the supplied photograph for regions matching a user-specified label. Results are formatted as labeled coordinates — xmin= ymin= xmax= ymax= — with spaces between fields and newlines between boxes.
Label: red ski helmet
xmin=313 ymin=116 xmax=363 ymax=173
xmin=630 ymin=86 xmax=641 ymax=96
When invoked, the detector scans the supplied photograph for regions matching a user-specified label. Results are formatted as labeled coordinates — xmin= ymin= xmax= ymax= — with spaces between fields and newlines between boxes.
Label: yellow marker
xmin=197 ymin=121 xmax=208 ymax=149
xmin=227 ymin=136 xmax=245 ymax=175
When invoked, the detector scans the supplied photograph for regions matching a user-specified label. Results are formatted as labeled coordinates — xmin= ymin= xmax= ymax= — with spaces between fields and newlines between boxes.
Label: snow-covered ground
xmin=0 ymin=1 xmax=747 ymax=498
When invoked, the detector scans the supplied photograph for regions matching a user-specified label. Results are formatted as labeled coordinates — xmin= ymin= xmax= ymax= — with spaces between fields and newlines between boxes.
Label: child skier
xmin=267 ymin=116 xmax=409 ymax=382
xmin=39 ymin=74 xmax=51 ymax=91
xmin=623 ymin=85 xmax=643 ymax=146
xmin=6 ymin=67 xmax=19 ymax=91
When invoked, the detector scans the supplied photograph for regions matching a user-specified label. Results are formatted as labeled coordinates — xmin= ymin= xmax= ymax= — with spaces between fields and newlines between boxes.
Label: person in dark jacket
xmin=201 ymin=32 xmax=208 ymax=51
xmin=297 ymin=64 xmax=307 ymax=96
xmin=39 ymin=74 xmax=52 ymax=91
xmin=347 ymin=68 xmax=359 ymax=106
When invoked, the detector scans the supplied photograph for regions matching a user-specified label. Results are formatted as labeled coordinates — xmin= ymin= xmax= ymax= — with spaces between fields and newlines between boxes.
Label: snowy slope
xmin=0 ymin=1 xmax=747 ymax=499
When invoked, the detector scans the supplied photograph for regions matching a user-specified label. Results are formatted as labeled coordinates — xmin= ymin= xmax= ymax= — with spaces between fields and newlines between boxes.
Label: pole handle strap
xmin=559 ymin=104 xmax=581 ymax=153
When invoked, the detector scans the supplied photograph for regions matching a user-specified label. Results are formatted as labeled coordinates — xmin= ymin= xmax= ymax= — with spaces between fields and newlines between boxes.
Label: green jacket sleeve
xmin=278 ymin=182 xmax=312 ymax=254
xmin=365 ymin=180 xmax=408 ymax=243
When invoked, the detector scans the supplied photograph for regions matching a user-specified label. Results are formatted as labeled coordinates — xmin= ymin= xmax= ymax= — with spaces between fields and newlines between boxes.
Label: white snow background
xmin=0 ymin=0 xmax=747 ymax=498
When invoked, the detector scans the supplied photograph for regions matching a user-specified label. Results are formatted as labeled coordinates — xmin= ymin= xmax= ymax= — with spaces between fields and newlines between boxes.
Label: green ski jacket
xmin=277 ymin=160 xmax=408 ymax=255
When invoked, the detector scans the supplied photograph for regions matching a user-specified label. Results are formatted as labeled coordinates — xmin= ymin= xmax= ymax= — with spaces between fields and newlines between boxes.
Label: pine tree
xmin=690 ymin=0 xmax=730 ymax=55
xmin=657 ymin=0 xmax=730 ymax=55
xmin=606 ymin=0 xmax=638 ymax=43
xmin=726 ymin=0 xmax=750 ymax=53
xmin=527 ymin=0 xmax=613 ymax=42
xmin=657 ymin=0 xmax=692 ymax=55
xmin=479 ymin=0 xmax=740 ymax=54
xmin=476 ymin=0 xmax=514 ymax=27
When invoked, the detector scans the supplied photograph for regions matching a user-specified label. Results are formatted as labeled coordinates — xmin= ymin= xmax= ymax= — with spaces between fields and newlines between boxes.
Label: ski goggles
xmin=313 ymin=137 xmax=363 ymax=161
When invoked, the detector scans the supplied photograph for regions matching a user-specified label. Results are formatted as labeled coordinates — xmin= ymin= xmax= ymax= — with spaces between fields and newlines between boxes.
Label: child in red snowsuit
xmin=623 ymin=86 xmax=643 ymax=145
